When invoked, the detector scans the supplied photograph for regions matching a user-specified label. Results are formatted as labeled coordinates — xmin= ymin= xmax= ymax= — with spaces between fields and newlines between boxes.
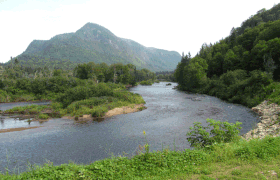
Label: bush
xmin=66 ymin=97 xmax=115 ymax=113
xmin=91 ymin=106 xmax=108 ymax=117
xmin=0 ymin=89 xmax=9 ymax=102
xmin=15 ymin=78 xmax=31 ymax=92
xmin=55 ymin=83 xmax=116 ymax=108
xmin=50 ymin=102 xmax=63 ymax=111
xmin=95 ymin=83 xmax=114 ymax=97
xmin=245 ymin=70 xmax=273 ymax=95
xmin=5 ymin=86 xmax=21 ymax=95
xmin=30 ymin=79 xmax=47 ymax=95
xmin=0 ymin=80 xmax=4 ymax=89
xmin=219 ymin=69 xmax=248 ymax=87
xmin=186 ymin=118 xmax=242 ymax=150
xmin=140 ymin=80 xmax=153 ymax=85
xmin=38 ymin=114 xmax=49 ymax=119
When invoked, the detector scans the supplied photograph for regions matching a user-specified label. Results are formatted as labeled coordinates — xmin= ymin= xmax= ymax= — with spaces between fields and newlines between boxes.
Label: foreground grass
xmin=0 ymin=133 xmax=279 ymax=180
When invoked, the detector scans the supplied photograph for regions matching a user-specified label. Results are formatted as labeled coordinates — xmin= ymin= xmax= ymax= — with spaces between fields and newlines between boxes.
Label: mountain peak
xmin=12 ymin=22 xmax=181 ymax=71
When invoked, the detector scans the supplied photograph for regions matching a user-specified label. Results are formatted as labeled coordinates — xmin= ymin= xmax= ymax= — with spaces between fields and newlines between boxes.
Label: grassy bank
xmin=0 ymin=126 xmax=279 ymax=179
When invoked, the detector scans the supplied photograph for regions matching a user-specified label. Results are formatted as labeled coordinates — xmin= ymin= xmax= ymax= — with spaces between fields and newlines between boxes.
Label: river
xmin=0 ymin=82 xmax=260 ymax=174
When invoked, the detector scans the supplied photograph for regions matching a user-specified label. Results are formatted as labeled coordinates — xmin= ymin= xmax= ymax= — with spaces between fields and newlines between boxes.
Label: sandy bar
xmin=0 ymin=126 xmax=42 ymax=133
xmin=62 ymin=103 xmax=147 ymax=121
xmin=103 ymin=104 xmax=146 ymax=118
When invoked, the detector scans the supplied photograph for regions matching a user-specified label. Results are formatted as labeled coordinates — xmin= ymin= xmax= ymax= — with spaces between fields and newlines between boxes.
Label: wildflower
xmin=143 ymin=130 xmax=146 ymax=135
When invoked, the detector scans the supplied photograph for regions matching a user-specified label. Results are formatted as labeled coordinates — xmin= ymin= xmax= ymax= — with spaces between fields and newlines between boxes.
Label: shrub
xmin=0 ymin=79 xmax=4 ymax=89
xmin=138 ymin=106 xmax=147 ymax=111
xmin=5 ymin=87 xmax=20 ymax=95
xmin=0 ymin=90 xmax=10 ymax=102
xmin=15 ymin=78 xmax=31 ymax=91
xmin=219 ymin=69 xmax=248 ymax=87
xmin=186 ymin=118 xmax=242 ymax=150
xmin=30 ymin=79 xmax=47 ymax=95
xmin=91 ymin=106 xmax=108 ymax=117
xmin=50 ymin=102 xmax=63 ymax=111
xmin=38 ymin=113 xmax=49 ymax=119
xmin=66 ymin=97 xmax=115 ymax=113
xmin=140 ymin=80 xmax=153 ymax=85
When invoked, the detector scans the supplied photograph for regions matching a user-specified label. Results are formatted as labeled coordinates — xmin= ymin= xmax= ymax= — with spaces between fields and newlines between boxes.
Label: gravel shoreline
xmin=241 ymin=100 xmax=280 ymax=141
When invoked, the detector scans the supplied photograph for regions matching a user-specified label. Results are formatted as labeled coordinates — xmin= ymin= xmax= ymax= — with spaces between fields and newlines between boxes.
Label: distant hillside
xmin=5 ymin=23 xmax=181 ymax=72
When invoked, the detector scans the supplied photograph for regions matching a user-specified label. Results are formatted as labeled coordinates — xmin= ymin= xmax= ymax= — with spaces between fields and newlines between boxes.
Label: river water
xmin=0 ymin=82 xmax=260 ymax=174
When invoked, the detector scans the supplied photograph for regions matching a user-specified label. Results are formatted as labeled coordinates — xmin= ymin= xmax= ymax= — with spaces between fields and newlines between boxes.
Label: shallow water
xmin=0 ymin=82 xmax=260 ymax=174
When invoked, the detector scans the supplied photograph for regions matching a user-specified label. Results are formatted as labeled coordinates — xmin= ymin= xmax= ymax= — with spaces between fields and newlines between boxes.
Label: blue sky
xmin=0 ymin=0 xmax=278 ymax=63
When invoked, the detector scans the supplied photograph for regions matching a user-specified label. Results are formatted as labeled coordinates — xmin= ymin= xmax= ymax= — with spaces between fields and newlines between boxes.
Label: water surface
xmin=0 ymin=82 xmax=260 ymax=174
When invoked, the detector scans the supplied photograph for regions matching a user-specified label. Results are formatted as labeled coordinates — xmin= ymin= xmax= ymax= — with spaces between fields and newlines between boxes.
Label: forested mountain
xmin=4 ymin=23 xmax=181 ymax=72
xmin=174 ymin=3 xmax=280 ymax=108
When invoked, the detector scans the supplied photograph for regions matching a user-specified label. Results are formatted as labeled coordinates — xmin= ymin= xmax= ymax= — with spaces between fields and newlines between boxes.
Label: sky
xmin=0 ymin=0 xmax=279 ymax=63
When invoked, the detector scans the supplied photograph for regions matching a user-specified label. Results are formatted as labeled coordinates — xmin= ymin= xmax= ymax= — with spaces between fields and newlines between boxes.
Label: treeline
xmin=0 ymin=61 xmax=156 ymax=102
xmin=0 ymin=61 xmax=156 ymax=83
xmin=155 ymin=71 xmax=175 ymax=82
xmin=174 ymin=3 xmax=280 ymax=108
xmin=73 ymin=62 xmax=156 ymax=85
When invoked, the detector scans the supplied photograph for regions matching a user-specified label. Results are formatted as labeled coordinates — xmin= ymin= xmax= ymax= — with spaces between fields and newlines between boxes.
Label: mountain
xmin=7 ymin=23 xmax=181 ymax=72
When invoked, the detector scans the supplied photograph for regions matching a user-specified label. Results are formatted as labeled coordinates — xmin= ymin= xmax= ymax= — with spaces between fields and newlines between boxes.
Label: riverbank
xmin=241 ymin=99 xmax=280 ymax=141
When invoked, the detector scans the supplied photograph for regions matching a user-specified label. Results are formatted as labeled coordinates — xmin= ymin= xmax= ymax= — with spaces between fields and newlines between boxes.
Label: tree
xmin=182 ymin=56 xmax=208 ymax=91
xmin=266 ymin=37 xmax=280 ymax=80
xmin=257 ymin=8 xmax=266 ymax=14
xmin=14 ymin=58 xmax=19 ymax=65
xmin=229 ymin=27 xmax=237 ymax=48
xmin=263 ymin=53 xmax=278 ymax=77
xmin=250 ymin=40 xmax=268 ymax=71
xmin=53 ymin=69 xmax=62 ymax=76
xmin=237 ymin=27 xmax=261 ymax=51
xmin=74 ymin=63 xmax=91 ymax=79
xmin=212 ymin=52 xmax=224 ymax=77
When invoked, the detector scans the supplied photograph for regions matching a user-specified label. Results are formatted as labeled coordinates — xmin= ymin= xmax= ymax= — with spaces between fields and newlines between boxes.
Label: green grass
xmin=3 ymin=104 xmax=49 ymax=115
